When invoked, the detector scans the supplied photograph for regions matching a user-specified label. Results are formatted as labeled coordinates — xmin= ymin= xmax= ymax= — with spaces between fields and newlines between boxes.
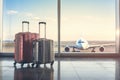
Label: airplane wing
xmin=60 ymin=44 xmax=76 ymax=48
xmin=88 ymin=43 xmax=115 ymax=52
xmin=60 ymin=45 xmax=76 ymax=48
xmin=89 ymin=43 xmax=115 ymax=48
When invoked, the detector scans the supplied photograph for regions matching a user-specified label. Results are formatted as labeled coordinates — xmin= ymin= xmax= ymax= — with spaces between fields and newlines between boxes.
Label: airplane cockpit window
xmin=78 ymin=40 xmax=82 ymax=43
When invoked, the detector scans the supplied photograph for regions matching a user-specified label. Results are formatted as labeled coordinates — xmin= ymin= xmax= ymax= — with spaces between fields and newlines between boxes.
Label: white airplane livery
xmin=64 ymin=38 xmax=105 ymax=52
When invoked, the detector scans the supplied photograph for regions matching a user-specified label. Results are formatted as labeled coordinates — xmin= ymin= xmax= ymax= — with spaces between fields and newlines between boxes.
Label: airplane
xmin=64 ymin=38 xmax=110 ymax=52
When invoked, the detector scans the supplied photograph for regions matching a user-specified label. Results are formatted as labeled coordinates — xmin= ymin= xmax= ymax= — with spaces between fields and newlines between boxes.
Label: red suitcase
xmin=14 ymin=21 xmax=39 ymax=67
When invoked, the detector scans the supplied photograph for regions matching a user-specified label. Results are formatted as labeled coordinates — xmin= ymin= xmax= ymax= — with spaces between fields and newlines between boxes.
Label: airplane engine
xmin=64 ymin=47 xmax=70 ymax=52
xmin=99 ymin=46 xmax=104 ymax=52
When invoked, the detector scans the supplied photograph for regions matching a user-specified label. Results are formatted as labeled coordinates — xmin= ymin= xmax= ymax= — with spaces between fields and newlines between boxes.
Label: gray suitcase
xmin=32 ymin=22 xmax=54 ymax=67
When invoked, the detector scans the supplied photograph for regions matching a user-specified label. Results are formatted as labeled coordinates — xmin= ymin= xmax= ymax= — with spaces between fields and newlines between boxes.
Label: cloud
xmin=33 ymin=16 xmax=40 ymax=20
xmin=7 ymin=10 xmax=18 ymax=15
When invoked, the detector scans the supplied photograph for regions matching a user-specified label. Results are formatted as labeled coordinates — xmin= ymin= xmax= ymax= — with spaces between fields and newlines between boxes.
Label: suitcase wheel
xmin=27 ymin=64 xmax=30 ymax=68
xmin=21 ymin=63 xmax=24 ymax=68
xmin=31 ymin=63 xmax=35 ymax=68
xmin=36 ymin=64 xmax=39 ymax=68
xmin=51 ymin=61 xmax=54 ymax=66
xmin=13 ymin=61 xmax=17 ymax=67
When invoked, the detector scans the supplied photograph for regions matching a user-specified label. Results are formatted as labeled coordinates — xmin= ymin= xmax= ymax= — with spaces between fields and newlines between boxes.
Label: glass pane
xmin=61 ymin=0 xmax=116 ymax=53
xmin=0 ymin=0 xmax=3 ymax=52
xmin=2 ymin=0 xmax=57 ymax=53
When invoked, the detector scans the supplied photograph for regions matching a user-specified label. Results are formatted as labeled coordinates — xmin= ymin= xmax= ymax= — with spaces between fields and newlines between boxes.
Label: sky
xmin=2 ymin=0 xmax=116 ymax=41
xmin=61 ymin=0 xmax=116 ymax=41
xmin=3 ymin=0 xmax=57 ymax=41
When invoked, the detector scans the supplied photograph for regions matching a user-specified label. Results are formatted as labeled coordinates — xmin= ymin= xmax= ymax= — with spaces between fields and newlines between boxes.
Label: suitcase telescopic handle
xmin=39 ymin=22 xmax=46 ymax=24
xmin=22 ymin=21 xmax=29 ymax=32
xmin=39 ymin=22 xmax=46 ymax=39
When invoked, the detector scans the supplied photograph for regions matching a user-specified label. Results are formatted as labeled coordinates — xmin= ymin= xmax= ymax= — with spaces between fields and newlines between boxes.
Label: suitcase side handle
xmin=39 ymin=22 xmax=46 ymax=39
xmin=22 ymin=21 xmax=29 ymax=32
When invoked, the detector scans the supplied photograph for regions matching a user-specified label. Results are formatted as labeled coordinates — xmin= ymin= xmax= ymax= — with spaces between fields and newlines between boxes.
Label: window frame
xmin=0 ymin=0 xmax=120 ymax=58
xmin=56 ymin=0 xmax=120 ymax=57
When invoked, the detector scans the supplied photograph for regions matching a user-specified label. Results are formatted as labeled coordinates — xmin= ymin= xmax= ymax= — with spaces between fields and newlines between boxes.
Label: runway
xmin=2 ymin=41 xmax=116 ymax=53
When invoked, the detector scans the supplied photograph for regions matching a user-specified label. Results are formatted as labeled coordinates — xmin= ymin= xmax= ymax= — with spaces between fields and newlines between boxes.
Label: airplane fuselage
xmin=75 ymin=38 xmax=89 ymax=50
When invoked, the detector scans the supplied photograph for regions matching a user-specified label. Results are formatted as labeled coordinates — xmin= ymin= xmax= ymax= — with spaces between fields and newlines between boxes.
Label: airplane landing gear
xmin=91 ymin=48 xmax=96 ymax=52
xmin=72 ymin=47 xmax=75 ymax=52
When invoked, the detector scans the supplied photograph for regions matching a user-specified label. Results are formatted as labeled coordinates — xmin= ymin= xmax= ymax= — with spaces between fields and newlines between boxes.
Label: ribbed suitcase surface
xmin=33 ymin=39 xmax=54 ymax=64
xmin=14 ymin=32 xmax=39 ymax=65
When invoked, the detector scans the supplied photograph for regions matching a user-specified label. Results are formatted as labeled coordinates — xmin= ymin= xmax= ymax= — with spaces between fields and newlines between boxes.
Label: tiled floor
xmin=0 ymin=57 xmax=120 ymax=80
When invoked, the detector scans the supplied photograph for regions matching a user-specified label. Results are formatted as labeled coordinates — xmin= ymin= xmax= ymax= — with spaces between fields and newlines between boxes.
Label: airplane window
xmin=61 ymin=0 xmax=116 ymax=53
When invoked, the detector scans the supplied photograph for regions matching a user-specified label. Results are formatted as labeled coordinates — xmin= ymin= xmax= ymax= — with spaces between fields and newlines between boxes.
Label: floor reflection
xmin=57 ymin=58 xmax=115 ymax=80
xmin=116 ymin=59 xmax=120 ymax=80
xmin=0 ymin=60 xmax=2 ymax=80
xmin=14 ymin=66 xmax=54 ymax=80
xmin=0 ymin=58 xmax=120 ymax=80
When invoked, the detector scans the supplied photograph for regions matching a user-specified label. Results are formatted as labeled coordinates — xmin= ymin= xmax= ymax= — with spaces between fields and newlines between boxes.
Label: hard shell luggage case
xmin=32 ymin=22 xmax=54 ymax=67
xmin=14 ymin=66 xmax=54 ymax=80
xmin=14 ymin=21 xmax=39 ymax=67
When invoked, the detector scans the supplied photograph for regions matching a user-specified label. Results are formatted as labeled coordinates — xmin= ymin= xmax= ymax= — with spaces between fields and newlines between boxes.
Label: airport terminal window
xmin=1 ymin=0 xmax=57 ymax=53
xmin=61 ymin=0 xmax=116 ymax=53
xmin=0 ymin=0 xmax=120 ymax=56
